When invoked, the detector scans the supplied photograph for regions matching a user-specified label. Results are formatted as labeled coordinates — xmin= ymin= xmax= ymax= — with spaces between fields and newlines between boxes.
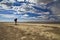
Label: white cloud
xmin=0 ymin=14 xmax=19 ymax=18
xmin=40 ymin=2 xmax=45 ymax=5
xmin=23 ymin=14 xmax=29 ymax=17
xmin=17 ymin=0 xmax=38 ymax=3
xmin=49 ymin=18 xmax=56 ymax=21
xmin=9 ymin=0 xmax=15 ymax=3
xmin=56 ymin=15 xmax=60 ymax=16
xmin=28 ymin=17 xmax=38 ymax=19
xmin=37 ymin=15 xmax=48 ymax=19
xmin=1 ymin=0 xmax=15 ymax=3
xmin=43 ymin=12 xmax=50 ymax=14
xmin=29 ymin=0 xmax=37 ymax=3
xmin=37 ymin=12 xmax=50 ymax=15
xmin=20 ymin=14 xmax=29 ymax=18
xmin=0 ymin=4 xmax=10 ymax=9
xmin=17 ymin=0 xmax=24 ymax=2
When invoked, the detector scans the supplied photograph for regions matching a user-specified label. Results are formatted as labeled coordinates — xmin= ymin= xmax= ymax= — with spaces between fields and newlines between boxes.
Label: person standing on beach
xmin=14 ymin=18 xmax=17 ymax=25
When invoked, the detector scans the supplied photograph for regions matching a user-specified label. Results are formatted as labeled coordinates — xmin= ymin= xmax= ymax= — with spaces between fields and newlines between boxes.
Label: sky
xmin=0 ymin=0 xmax=60 ymax=22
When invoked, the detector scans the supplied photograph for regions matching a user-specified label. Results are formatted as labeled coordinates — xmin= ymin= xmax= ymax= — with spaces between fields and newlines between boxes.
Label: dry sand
xmin=0 ymin=22 xmax=60 ymax=40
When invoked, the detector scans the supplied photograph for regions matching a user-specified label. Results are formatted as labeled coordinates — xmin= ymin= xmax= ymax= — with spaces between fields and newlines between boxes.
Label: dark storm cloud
xmin=36 ymin=0 xmax=60 ymax=16
xmin=36 ymin=0 xmax=53 ymax=3
xmin=51 ymin=0 xmax=60 ymax=15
